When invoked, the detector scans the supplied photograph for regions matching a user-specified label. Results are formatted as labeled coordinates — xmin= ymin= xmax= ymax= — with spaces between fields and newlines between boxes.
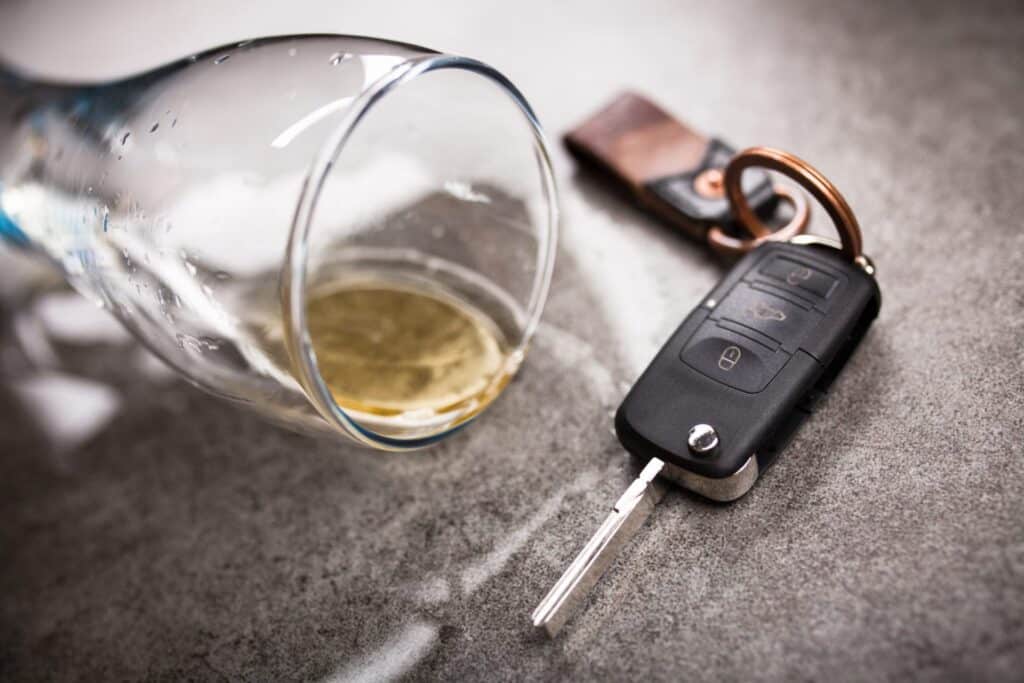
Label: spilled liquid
xmin=305 ymin=279 xmax=514 ymax=418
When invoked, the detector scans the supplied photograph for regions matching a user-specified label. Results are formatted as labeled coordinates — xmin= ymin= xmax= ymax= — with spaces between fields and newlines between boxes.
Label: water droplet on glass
xmin=237 ymin=39 xmax=253 ymax=48
xmin=214 ymin=54 xmax=230 ymax=65
xmin=329 ymin=52 xmax=350 ymax=66
xmin=121 ymin=132 xmax=130 ymax=145
xmin=171 ymin=118 xmax=178 ymax=128
xmin=150 ymin=122 xmax=159 ymax=133
xmin=102 ymin=207 xmax=110 ymax=232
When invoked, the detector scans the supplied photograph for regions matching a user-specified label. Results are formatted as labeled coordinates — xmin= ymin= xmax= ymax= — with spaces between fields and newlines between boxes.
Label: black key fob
xmin=615 ymin=241 xmax=881 ymax=501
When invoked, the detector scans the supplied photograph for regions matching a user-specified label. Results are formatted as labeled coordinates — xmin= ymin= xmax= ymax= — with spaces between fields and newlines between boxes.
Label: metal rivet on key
xmin=532 ymin=148 xmax=882 ymax=637
xmin=687 ymin=424 xmax=719 ymax=454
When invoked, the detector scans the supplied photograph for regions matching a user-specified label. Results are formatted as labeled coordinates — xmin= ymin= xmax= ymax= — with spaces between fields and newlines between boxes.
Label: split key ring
xmin=722 ymin=146 xmax=872 ymax=272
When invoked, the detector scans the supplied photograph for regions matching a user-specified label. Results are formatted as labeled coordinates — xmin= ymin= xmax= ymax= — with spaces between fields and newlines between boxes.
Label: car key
xmin=532 ymin=148 xmax=881 ymax=637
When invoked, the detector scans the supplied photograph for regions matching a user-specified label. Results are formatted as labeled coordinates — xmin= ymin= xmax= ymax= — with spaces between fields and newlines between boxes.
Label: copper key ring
xmin=706 ymin=182 xmax=810 ymax=257
xmin=723 ymin=146 xmax=870 ymax=270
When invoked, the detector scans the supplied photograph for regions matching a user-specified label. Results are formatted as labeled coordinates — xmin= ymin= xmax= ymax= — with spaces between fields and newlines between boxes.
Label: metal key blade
xmin=532 ymin=458 xmax=667 ymax=637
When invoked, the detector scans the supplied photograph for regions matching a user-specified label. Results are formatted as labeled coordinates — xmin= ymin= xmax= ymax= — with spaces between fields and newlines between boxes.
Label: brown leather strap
xmin=564 ymin=93 xmax=809 ymax=254
xmin=565 ymin=92 xmax=709 ymax=192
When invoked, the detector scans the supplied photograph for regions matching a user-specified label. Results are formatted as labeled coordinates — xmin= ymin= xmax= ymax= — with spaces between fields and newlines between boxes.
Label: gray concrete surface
xmin=1 ymin=0 xmax=1023 ymax=680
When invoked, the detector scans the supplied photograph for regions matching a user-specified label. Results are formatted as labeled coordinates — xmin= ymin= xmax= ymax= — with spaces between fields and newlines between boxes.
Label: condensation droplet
xmin=171 ymin=118 xmax=178 ymax=128
xmin=121 ymin=132 xmax=130 ymax=145
xmin=214 ymin=54 xmax=230 ymax=65
xmin=150 ymin=122 xmax=159 ymax=133
xmin=329 ymin=52 xmax=350 ymax=66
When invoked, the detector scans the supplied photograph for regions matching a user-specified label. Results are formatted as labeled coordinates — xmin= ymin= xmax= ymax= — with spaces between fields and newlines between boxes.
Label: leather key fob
xmin=564 ymin=92 xmax=778 ymax=245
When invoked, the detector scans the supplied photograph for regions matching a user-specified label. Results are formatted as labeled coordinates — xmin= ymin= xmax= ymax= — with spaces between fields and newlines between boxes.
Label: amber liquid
xmin=304 ymin=279 xmax=514 ymax=418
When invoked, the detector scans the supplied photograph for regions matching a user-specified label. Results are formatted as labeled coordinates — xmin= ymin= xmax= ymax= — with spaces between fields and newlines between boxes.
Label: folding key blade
xmin=532 ymin=458 xmax=668 ymax=637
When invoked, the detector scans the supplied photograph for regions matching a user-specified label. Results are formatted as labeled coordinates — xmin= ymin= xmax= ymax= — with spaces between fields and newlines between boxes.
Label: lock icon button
xmin=718 ymin=345 xmax=742 ymax=371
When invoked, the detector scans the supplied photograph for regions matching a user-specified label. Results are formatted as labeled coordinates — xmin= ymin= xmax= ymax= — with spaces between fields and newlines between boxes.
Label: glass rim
xmin=280 ymin=52 xmax=559 ymax=450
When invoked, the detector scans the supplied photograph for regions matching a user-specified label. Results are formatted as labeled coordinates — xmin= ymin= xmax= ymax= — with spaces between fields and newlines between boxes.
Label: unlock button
xmin=680 ymin=328 xmax=786 ymax=393
xmin=761 ymin=256 xmax=838 ymax=298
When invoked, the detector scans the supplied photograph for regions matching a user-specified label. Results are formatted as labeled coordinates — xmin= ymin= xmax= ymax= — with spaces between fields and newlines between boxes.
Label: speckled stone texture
xmin=1 ymin=1 xmax=1022 ymax=681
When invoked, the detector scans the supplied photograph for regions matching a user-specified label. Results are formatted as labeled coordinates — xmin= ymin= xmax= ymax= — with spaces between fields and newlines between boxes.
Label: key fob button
xmin=679 ymin=331 xmax=780 ymax=393
xmin=618 ymin=242 xmax=880 ymax=492
xmin=760 ymin=256 xmax=838 ymax=298
xmin=715 ymin=283 xmax=820 ymax=348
